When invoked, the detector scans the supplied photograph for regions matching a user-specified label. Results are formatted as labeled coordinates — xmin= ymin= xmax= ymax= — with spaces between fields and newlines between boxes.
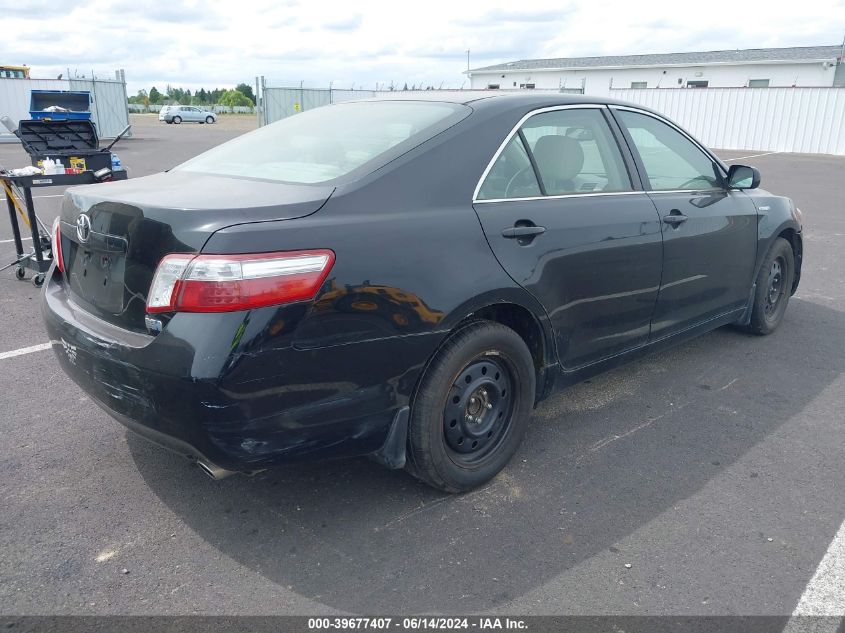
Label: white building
xmin=468 ymin=45 xmax=845 ymax=96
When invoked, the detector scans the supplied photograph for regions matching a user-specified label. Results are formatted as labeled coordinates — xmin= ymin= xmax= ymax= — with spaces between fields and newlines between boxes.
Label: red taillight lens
xmin=52 ymin=217 xmax=65 ymax=273
xmin=146 ymin=250 xmax=335 ymax=313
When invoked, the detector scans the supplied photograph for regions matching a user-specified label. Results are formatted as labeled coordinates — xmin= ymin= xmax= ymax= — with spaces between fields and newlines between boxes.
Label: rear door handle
xmin=502 ymin=225 xmax=546 ymax=238
xmin=662 ymin=211 xmax=688 ymax=226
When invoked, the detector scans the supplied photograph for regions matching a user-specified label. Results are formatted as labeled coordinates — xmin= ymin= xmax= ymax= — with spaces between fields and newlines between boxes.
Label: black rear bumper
xmin=42 ymin=274 xmax=437 ymax=472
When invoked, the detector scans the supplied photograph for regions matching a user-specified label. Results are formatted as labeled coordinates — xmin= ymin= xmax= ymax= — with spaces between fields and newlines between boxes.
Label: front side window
xmin=616 ymin=110 xmax=723 ymax=191
xmin=176 ymin=101 xmax=467 ymax=184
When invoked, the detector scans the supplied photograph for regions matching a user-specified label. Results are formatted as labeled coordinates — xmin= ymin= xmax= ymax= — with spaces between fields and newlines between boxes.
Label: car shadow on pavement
xmin=128 ymin=298 xmax=843 ymax=613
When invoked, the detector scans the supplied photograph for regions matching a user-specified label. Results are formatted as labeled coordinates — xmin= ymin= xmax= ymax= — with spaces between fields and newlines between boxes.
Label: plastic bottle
xmin=41 ymin=157 xmax=54 ymax=174
xmin=111 ymin=153 xmax=121 ymax=171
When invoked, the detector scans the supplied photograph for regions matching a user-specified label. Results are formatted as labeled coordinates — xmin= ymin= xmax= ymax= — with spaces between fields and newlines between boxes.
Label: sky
xmin=2 ymin=0 xmax=844 ymax=95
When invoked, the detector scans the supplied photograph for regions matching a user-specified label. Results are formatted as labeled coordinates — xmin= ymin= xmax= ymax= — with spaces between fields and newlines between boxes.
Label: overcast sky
xmin=2 ymin=0 xmax=844 ymax=94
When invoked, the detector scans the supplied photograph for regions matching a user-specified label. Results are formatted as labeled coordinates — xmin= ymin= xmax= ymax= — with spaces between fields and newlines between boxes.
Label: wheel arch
xmin=412 ymin=291 xmax=558 ymax=412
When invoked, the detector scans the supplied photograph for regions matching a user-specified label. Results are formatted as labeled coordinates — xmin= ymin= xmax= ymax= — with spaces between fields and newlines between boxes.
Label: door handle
xmin=502 ymin=225 xmax=547 ymax=238
xmin=662 ymin=210 xmax=688 ymax=226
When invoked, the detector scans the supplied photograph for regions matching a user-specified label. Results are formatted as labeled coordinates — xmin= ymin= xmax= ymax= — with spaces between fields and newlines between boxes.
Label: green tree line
xmin=128 ymin=83 xmax=255 ymax=107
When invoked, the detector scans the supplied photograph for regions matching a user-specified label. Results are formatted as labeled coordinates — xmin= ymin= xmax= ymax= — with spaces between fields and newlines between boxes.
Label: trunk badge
xmin=145 ymin=316 xmax=163 ymax=333
xmin=76 ymin=214 xmax=91 ymax=242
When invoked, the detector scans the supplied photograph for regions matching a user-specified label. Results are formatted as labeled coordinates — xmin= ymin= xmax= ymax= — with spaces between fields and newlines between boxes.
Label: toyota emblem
xmin=76 ymin=214 xmax=91 ymax=242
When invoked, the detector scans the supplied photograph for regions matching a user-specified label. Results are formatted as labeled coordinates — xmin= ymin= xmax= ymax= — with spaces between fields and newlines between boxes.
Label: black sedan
xmin=43 ymin=93 xmax=803 ymax=492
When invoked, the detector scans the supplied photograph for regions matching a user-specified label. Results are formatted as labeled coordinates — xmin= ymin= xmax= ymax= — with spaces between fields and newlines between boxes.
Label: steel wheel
xmin=406 ymin=320 xmax=535 ymax=492
xmin=443 ymin=356 xmax=514 ymax=464
xmin=764 ymin=256 xmax=786 ymax=318
xmin=738 ymin=237 xmax=794 ymax=335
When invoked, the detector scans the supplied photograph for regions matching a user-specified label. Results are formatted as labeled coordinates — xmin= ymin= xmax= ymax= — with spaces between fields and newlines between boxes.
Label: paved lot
xmin=0 ymin=115 xmax=843 ymax=616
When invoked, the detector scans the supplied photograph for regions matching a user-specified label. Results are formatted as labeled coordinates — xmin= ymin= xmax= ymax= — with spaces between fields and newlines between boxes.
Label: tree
xmin=148 ymin=86 xmax=162 ymax=104
xmin=219 ymin=89 xmax=254 ymax=108
xmin=235 ymin=83 xmax=256 ymax=104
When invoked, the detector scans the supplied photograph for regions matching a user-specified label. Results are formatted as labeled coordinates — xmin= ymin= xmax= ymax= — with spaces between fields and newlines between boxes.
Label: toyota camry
xmin=43 ymin=93 xmax=803 ymax=492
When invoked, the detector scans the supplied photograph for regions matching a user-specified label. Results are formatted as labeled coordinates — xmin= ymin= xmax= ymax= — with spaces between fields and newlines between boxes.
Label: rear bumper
xmin=41 ymin=274 xmax=437 ymax=472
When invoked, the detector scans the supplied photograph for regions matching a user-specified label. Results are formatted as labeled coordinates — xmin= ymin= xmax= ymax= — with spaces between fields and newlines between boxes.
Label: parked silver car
xmin=159 ymin=106 xmax=217 ymax=125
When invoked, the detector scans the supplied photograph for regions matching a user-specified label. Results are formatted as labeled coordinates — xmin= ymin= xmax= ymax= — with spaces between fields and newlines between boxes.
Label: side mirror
xmin=727 ymin=164 xmax=760 ymax=189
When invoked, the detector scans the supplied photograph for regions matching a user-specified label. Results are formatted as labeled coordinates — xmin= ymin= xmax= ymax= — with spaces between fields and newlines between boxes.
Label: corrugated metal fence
xmin=259 ymin=84 xmax=375 ymax=125
xmin=611 ymin=87 xmax=845 ymax=155
xmin=259 ymin=83 xmax=845 ymax=155
xmin=0 ymin=76 xmax=130 ymax=143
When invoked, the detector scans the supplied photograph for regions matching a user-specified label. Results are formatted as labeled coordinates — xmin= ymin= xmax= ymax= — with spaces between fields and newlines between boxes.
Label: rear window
xmin=175 ymin=101 xmax=468 ymax=184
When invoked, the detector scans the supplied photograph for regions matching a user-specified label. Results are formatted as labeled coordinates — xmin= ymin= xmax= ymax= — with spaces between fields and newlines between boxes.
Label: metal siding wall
xmin=261 ymin=87 xmax=376 ymax=123
xmin=611 ymin=87 xmax=845 ymax=155
xmin=69 ymin=78 xmax=131 ymax=139
xmin=0 ymin=76 xmax=130 ymax=143
xmin=0 ymin=78 xmax=66 ymax=142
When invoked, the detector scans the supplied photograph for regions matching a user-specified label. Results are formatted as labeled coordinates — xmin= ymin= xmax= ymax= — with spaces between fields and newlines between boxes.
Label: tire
xmin=206 ymin=116 xmax=214 ymax=124
xmin=15 ymin=266 xmax=25 ymax=280
xmin=172 ymin=116 xmax=182 ymax=124
xmin=406 ymin=321 xmax=535 ymax=493
xmin=740 ymin=237 xmax=794 ymax=335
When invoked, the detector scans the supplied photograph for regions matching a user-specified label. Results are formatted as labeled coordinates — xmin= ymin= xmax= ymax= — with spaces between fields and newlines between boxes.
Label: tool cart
xmin=1 ymin=117 xmax=130 ymax=286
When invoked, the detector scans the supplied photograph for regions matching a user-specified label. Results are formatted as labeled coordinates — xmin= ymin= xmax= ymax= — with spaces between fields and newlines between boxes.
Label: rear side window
xmin=476 ymin=135 xmax=541 ymax=200
xmin=520 ymin=109 xmax=632 ymax=195
xmin=176 ymin=101 xmax=468 ymax=184
xmin=616 ymin=110 xmax=722 ymax=191
xmin=477 ymin=107 xmax=632 ymax=200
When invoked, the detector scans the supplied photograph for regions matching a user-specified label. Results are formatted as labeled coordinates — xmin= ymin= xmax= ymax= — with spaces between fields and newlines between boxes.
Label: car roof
xmin=362 ymin=90 xmax=645 ymax=110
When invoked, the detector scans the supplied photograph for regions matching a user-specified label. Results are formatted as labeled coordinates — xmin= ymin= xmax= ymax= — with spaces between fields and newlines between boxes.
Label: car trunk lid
xmin=58 ymin=171 xmax=334 ymax=334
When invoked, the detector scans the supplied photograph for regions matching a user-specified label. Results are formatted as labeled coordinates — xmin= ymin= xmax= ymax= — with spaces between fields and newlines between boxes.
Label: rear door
xmin=611 ymin=108 xmax=758 ymax=339
xmin=473 ymin=105 xmax=663 ymax=370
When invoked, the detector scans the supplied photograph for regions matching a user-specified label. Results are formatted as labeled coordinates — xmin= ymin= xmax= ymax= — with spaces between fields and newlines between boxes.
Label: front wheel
xmin=206 ymin=116 xmax=214 ymax=124
xmin=406 ymin=321 xmax=535 ymax=493
xmin=740 ymin=237 xmax=794 ymax=335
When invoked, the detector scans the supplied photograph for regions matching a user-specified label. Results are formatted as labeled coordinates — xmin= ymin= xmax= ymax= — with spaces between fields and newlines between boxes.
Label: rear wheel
xmin=740 ymin=237 xmax=794 ymax=335
xmin=172 ymin=116 xmax=182 ymax=124
xmin=206 ymin=116 xmax=214 ymax=124
xmin=406 ymin=321 xmax=535 ymax=493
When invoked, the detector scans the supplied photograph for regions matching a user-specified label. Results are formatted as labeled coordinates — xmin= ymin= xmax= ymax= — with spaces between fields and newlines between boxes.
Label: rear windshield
xmin=175 ymin=101 xmax=468 ymax=184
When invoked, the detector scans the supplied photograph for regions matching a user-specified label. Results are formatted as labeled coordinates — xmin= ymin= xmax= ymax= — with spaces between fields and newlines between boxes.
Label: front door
xmin=473 ymin=106 xmax=663 ymax=370
xmin=612 ymin=108 xmax=758 ymax=339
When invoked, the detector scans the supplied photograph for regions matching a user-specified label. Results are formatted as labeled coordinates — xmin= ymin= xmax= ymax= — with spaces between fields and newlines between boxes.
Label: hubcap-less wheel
xmin=764 ymin=256 xmax=785 ymax=318
xmin=443 ymin=357 xmax=513 ymax=463
xmin=406 ymin=320 xmax=535 ymax=492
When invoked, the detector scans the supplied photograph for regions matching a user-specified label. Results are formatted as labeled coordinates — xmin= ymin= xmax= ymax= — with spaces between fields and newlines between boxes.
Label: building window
xmin=519 ymin=83 xmax=536 ymax=89
xmin=748 ymin=79 xmax=770 ymax=88
xmin=631 ymin=81 xmax=647 ymax=89
xmin=487 ymin=84 xmax=500 ymax=89
xmin=686 ymin=80 xmax=709 ymax=88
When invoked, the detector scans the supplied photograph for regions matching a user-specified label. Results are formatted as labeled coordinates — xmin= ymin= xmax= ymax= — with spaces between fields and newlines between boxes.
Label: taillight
xmin=52 ymin=217 xmax=65 ymax=273
xmin=146 ymin=250 xmax=335 ymax=313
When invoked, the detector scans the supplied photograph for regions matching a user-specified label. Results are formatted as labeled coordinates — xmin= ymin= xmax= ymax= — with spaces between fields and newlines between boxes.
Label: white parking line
xmin=0 ymin=342 xmax=53 ymax=361
xmin=723 ymin=151 xmax=780 ymax=162
xmin=0 ymin=236 xmax=32 ymax=244
xmin=782 ymin=518 xmax=845 ymax=632
xmin=794 ymin=519 xmax=845 ymax=615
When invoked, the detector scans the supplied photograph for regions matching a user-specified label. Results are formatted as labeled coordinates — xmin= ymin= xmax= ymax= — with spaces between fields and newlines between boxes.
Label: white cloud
xmin=1 ymin=0 xmax=843 ymax=94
